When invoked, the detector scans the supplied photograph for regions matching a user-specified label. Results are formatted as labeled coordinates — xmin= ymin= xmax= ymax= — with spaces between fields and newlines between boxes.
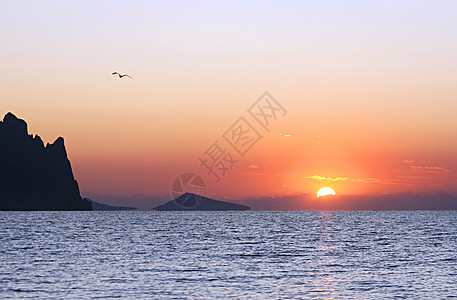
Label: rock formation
xmin=0 ymin=113 xmax=92 ymax=210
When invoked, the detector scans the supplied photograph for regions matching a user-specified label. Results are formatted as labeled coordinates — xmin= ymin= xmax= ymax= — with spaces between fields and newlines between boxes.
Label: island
xmin=85 ymin=198 xmax=136 ymax=211
xmin=154 ymin=193 xmax=251 ymax=211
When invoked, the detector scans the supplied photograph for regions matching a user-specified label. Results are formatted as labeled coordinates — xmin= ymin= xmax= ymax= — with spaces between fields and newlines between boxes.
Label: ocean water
xmin=0 ymin=211 xmax=456 ymax=299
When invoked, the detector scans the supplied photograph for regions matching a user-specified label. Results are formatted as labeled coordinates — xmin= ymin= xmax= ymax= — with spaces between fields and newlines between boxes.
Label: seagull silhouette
xmin=112 ymin=72 xmax=132 ymax=79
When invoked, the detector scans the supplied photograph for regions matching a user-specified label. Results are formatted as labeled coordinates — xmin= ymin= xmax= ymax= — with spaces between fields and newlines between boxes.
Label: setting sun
xmin=317 ymin=187 xmax=336 ymax=198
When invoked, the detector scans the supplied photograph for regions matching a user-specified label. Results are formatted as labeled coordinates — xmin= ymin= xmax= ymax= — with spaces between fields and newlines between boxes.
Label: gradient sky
xmin=1 ymin=1 xmax=457 ymax=203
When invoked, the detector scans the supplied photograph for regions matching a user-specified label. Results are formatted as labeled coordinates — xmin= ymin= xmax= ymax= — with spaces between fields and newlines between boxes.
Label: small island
xmin=154 ymin=193 xmax=250 ymax=211
xmin=85 ymin=198 xmax=136 ymax=211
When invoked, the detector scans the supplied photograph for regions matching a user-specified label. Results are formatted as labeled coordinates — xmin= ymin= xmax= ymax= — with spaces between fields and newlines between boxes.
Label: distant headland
xmin=0 ymin=113 xmax=92 ymax=210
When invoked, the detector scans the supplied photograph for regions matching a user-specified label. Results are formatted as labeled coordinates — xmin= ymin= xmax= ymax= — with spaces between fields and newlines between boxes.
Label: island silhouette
xmin=85 ymin=198 xmax=136 ymax=211
xmin=154 ymin=193 xmax=250 ymax=211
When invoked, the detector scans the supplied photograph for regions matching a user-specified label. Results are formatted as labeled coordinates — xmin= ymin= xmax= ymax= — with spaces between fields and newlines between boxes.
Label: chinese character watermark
xmin=198 ymin=141 xmax=238 ymax=182
xmin=168 ymin=92 xmax=287 ymax=207
xmin=248 ymin=92 xmax=287 ymax=132
xmin=223 ymin=117 xmax=262 ymax=157
xmin=198 ymin=91 xmax=286 ymax=183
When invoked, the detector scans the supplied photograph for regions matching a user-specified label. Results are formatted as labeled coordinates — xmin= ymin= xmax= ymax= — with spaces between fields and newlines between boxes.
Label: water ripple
xmin=0 ymin=211 xmax=456 ymax=299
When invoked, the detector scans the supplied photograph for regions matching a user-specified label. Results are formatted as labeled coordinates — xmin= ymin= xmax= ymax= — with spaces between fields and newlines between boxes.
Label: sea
xmin=1 ymin=211 xmax=456 ymax=299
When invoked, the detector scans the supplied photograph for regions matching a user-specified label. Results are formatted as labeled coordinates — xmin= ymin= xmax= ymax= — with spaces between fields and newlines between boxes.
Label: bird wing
xmin=123 ymin=74 xmax=133 ymax=79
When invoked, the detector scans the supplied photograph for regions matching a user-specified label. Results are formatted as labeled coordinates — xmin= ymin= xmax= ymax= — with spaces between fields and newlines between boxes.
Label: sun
xmin=317 ymin=187 xmax=336 ymax=198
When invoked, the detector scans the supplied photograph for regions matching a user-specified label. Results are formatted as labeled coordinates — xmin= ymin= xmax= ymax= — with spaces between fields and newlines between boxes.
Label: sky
xmin=1 ymin=1 xmax=457 ymax=207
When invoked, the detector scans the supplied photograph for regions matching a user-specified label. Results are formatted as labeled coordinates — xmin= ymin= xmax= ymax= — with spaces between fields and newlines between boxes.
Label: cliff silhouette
xmin=0 ymin=113 xmax=92 ymax=210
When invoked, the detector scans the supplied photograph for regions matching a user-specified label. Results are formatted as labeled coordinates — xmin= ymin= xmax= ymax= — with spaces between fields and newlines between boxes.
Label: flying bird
xmin=112 ymin=72 xmax=132 ymax=79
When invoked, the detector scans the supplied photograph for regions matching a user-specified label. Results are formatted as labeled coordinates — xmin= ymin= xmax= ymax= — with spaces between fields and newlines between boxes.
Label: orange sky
xmin=1 ymin=1 xmax=456 ymax=202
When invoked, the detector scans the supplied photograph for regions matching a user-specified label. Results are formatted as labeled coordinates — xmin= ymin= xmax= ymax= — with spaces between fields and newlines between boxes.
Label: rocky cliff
xmin=0 ymin=113 xmax=92 ymax=210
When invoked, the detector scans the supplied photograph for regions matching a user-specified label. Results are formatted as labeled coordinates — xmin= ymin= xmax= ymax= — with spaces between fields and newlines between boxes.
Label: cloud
xmin=237 ymin=171 xmax=267 ymax=176
xmin=238 ymin=164 xmax=269 ymax=176
xmin=381 ymin=179 xmax=432 ymax=186
xmin=304 ymin=175 xmax=429 ymax=186
xmin=400 ymin=160 xmax=451 ymax=174
xmin=304 ymin=175 xmax=381 ymax=183
xmin=410 ymin=166 xmax=451 ymax=173
xmin=304 ymin=175 xmax=348 ymax=182
xmin=352 ymin=178 xmax=382 ymax=183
